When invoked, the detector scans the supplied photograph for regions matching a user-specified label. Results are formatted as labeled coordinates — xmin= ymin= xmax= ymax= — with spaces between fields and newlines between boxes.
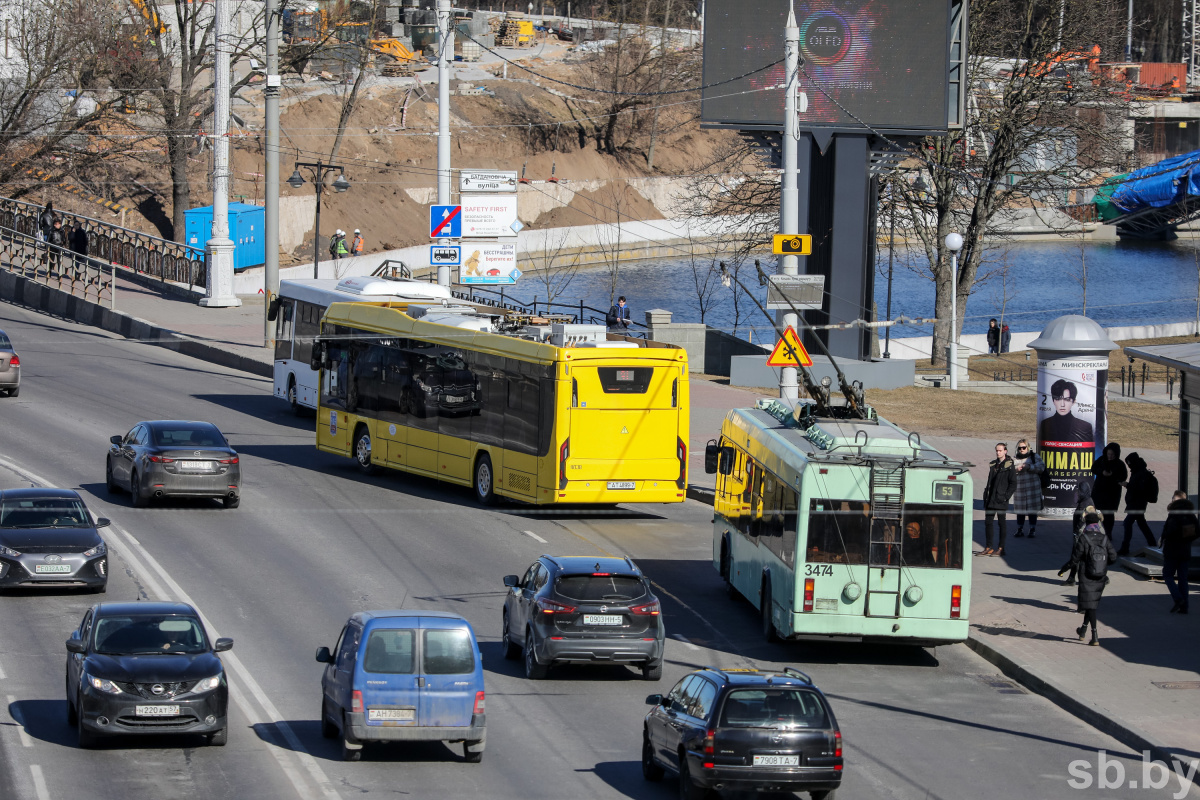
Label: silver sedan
xmin=0 ymin=329 xmax=19 ymax=397
xmin=106 ymin=420 xmax=241 ymax=508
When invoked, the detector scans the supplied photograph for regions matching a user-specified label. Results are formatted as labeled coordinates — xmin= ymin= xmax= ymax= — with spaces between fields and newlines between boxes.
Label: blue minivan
xmin=316 ymin=610 xmax=486 ymax=762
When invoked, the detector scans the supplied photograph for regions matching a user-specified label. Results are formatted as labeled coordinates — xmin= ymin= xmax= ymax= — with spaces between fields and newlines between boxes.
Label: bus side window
xmin=780 ymin=486 xmax=798 ymax=567
xmin=274 ymin=300 xmax=294 ymax=362
xmin=293 ymin=301 xmax=318 ymax=366
xmin=748 ymin=465 xmax=765 ymax=543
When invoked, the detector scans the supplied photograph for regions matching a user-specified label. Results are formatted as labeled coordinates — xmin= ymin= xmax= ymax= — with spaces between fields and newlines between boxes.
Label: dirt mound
xmin=532 ymin=180 xmax=664 ymax=228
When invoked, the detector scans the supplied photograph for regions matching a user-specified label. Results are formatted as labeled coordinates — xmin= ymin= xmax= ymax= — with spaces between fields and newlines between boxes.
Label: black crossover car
xmin=0 ymin=488 xmax=109 ymax=593
xmin=106 ymin=420 xmax=241 ymax=508
xmin=643 ymin=667 xmax=843 ymax=800
xmin=65 ymin=602 xmax=233 ymax=747
xmin=502 ymin=555 xmax=665 ymax=681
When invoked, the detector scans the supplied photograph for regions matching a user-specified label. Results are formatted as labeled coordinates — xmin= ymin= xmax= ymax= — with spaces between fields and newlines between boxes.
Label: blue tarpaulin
xmin=1100 ymin=148 xmax=1200 ymax=218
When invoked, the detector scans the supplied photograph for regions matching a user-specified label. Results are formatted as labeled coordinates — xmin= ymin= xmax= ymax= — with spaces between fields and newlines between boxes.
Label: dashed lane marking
xmin=29 ymin=765 xmax=49 ymax=800
xmin=7 ymin=695 xmax=33 ymax=748
xmin=523 ymin=530 xmax=548 ymax=543
xmin=0 ymin=662 xmax=6 ymax=679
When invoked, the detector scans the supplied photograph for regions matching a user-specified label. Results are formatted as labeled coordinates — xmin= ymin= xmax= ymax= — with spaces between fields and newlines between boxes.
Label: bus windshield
xmin=805 ymin=499 xmax=963 ymax=569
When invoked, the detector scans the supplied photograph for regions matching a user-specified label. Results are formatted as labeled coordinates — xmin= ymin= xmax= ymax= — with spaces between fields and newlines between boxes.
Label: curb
xmin=0 ymin=270 xmax=272 ymax=379
xmin=965 ymin=634 xmax=1199 ymax=787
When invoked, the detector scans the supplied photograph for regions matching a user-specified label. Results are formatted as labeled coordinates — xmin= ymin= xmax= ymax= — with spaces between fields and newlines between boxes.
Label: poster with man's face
xmin=1036 ymin=357 xmax=1108 ymax=515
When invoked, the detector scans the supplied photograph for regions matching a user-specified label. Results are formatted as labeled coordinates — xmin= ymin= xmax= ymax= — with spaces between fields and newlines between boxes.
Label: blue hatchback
xmin=316 ymin=610 xmax=486 ymax=762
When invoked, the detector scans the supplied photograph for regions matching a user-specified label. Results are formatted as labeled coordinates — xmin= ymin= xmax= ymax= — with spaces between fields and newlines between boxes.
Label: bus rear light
xmin=559 ymin=439 xmax=569 ymax=489
xmin=351 ymin=691 xmax=363 ymax=713
xmin=473 ymin=691 xmax=485 ymax=714
xmin=950 ymin=585 xmax=962 ymax=618
xmin=537 ymin=598 xmax=576 ymax=615
xmin=677 ymin=438 xmax=686 ymax=489
xmin=803 ymin=579 xmax=814 ymax=612
xmin=630 ymin=601 xmax=660 ymax=616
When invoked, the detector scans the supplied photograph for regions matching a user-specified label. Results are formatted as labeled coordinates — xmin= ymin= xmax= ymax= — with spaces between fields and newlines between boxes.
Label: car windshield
xmin=93 ymin=615 xmax=208 ymax=655
xmin=152 ymin=426 xmax=227 ymax=448
xmin=556 ymin=574 xmax=647 ymax=602
xmin=0 ymin=332 xmax=11 ymax=350
xmin=718 ymin=689 xmax=830 ymax=729
xmin=0 ymin=498 xmax=91 ymax=528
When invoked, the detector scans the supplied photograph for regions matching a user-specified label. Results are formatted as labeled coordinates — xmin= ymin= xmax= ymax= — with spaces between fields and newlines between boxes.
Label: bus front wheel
xmin=354 ymin=427 xmax=377 ymax=474
xmin=474 ymin=454 xmax=495 ymax=505
xmin=287 ymin=376 xmax=300 ymax=416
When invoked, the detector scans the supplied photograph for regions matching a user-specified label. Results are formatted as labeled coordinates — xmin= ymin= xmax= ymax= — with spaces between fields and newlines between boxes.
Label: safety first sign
xmin=461 ymin=195 xmax=520 ymax=238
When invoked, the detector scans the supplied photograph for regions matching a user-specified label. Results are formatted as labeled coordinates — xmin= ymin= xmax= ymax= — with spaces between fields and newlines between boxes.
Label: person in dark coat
xmin=1160 ymin=491 xmax=1197 ymax=614
xmin=1091 ymin=442 xmax=1127 ymax=540
xmin=1059 ymin=477 xmax=1094 ymax=585
xmin=1119 ymin=452 xmax=1158 ymax=556
xmin=606 ymin=296 xmax=631 ymax=331
xmin=38 ymin=201 xmax=56 ymax=241
xmin=46 ymin=218 xmax=68 ymax=273
xmin=1012 ymin=438 xmax=1045 ymax=538
xmin=1069 ymin=507 xmax=1118 ymax=646
xmin=986 ymin=319 xmax=1000 ymax=354
xmin=1001 ymin=324 xmax=1012 ymax=353
xmin=982 ymin=442 xmax=1017 ymax=556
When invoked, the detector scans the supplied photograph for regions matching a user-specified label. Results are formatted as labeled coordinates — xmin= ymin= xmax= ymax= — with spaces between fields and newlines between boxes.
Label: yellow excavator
xmin=370 ymin=37 xmax=424 ymax=75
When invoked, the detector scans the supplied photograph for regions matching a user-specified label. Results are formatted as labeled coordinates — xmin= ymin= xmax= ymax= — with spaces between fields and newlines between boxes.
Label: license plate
xmin=753 ymin=755 xmax=799 ymax=767
xmin=583 ymin=614 xmax=622 ymax=626
xmin=368 ymin=708 xmax=415 ymax=721
xmin=179 ymin=460 xmax=212 ymax=471
xmin=443 ymin=395 xmax=464 ymax=404
xmin=35 ymin=564 xmax=72 ymax=574
xmin=607 ymin=481 xmax=636 ymax=490
xmin=136 ymin=705 xmax=180 ymax=717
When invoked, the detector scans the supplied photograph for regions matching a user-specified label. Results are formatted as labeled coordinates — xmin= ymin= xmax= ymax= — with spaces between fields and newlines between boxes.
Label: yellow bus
xmin=312 ymin=301 xmax=690 ymax=505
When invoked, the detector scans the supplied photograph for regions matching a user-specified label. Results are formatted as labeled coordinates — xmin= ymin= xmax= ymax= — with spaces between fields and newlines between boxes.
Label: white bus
xmin=269 ymin=276 xmax=453 ymax=413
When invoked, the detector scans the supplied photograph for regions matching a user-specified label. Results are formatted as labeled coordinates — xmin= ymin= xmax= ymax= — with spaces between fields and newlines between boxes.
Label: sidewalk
xmin=5 ymin=273 xmax=1198 ymax=777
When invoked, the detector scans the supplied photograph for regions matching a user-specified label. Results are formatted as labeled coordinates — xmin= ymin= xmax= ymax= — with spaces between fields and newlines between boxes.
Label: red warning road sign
xmin=767 ymin=326 xmax=813 ymax=367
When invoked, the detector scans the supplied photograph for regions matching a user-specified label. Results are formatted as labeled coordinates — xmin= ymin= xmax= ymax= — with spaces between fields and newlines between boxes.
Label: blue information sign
xmin=429 ymin=205 xmax=462 ymax=238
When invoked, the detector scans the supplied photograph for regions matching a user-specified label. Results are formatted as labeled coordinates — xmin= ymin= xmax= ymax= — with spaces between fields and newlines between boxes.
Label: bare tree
xmin=1071 ymin=227 xmax=1088 ymax=313
xmin=528 ymin=227 xmax=582 ymax=307
xmin=988 ymin=248 xmax=1020 ymax=332
xmin=685 ymin=238 xmax=724 ymax=324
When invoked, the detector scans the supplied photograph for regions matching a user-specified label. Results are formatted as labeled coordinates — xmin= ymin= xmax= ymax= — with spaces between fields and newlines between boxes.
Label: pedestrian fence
xmin=0 ymin=223 xmax=115 ymax=306
xmin=992 ymin=367 xmax=1036 ymax=382
xmin=1119 ymin=363 xmax=1178 ymax=399
xmin=0 ymin=196 xmax=206 ymax=290
xmin=447 ymin=283 xmax=649 ymax=337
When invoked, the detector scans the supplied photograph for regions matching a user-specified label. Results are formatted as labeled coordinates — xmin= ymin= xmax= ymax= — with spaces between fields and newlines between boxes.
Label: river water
xmin=491 ymin=239 xmax=1200 ymax=341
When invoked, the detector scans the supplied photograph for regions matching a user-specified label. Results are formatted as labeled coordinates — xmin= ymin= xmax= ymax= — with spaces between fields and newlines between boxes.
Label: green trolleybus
xmin=707 ymin=398 xmax=973 ymax=646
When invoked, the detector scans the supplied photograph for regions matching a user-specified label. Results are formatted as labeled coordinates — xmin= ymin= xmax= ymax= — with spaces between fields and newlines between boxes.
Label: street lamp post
xmin=287 ymin=161 xmax=350 ymax=280
xmin=945 ymin=231 xmax=964 ymax=390
xmin=884 ymin=178 xmax=896 ymax=358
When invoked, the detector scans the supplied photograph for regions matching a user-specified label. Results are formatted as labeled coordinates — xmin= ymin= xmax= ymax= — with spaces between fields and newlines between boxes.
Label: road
xmin=0 ymin=302 xmax=1192 ymax=800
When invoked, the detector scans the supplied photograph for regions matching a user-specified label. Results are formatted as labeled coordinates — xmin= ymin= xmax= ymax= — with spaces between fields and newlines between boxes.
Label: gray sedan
xmin=0 ymin=329 xmax=19 ymax=397
xmin=0 ymin=488 xmax=108 ymax=593
xmin=106 ymin=421 xmax=241 ymax=508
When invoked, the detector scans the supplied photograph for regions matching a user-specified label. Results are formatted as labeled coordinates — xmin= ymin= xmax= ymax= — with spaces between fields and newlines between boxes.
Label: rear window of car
xmin=422 ymin=629 xmax=476 ymax=675
xmin=0 ymin=332 xmax=11 ymax=350
xmin=718 ymin=689 xmax=829 ymax=729
xmin=0 ymin=498 xmax=91 ymax=528
xmin=362 ymin=629 xmax=415 ymax=674
xmin=152 ymin=426 xmax=227 ymax=447
xmin=555 ymin=574 xmax=647 ymax=602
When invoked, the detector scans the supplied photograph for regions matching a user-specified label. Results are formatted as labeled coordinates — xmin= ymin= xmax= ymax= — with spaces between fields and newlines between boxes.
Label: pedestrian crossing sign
xmin=767 ymin=326 xmax=813 ymax=367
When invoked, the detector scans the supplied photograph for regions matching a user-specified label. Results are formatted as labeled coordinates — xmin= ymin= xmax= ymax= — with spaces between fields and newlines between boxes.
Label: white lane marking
xmin=671 ymin=634 xmax=700 ymax=652
xmin=0 ymin=662 xmax=6 ymax=679
xmin=102 ymin=522 xmax=341 ymax=800
xmin=8 ymin=695 xmax=32 ymax=748
xmin=29 ymin=765 xmax=50 ymax=800
xmin=523 ymin=530 xmax=548 ymax=544
xmin=0 ymin=457 xmax=340 ymax=800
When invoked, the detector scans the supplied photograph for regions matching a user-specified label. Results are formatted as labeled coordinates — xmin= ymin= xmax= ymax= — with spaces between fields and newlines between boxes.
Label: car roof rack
xmin=782 ymin=667 xmax=814 ymax=684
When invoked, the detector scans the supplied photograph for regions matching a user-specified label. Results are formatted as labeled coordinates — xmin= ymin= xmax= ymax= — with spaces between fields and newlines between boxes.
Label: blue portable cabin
xmin=183 ymin=203 xmax=266 ymax=271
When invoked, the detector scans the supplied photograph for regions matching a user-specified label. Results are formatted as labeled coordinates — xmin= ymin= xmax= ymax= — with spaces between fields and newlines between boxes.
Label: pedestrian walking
xmin=1001 ymin=324 xmax=1012 ymax=353
xmin=982 ymin=442 xmax=1017 ymax=556
xmin=351 ymin=229 xmax=364 ymax=255
xmin=986 ymin=318 xmax=1000 ymax=354
xmin=607 ymin=296 xmax=631 ymax=331
xmin=1118 ymin=452 xmax=1159 ymax=556
xmin=1068 ymin=507 xmax=1118 ymax=646
xmin=1160 ymin=490 xmax=1197 ymax=614
xmin=1091 ymin=442 xmax=1127 ymax=540
xmin=1011 ymin=438 xmax=1045 ymax=538
xmin=38 ymin=201 xmax=56 ymax=241
xmin=1059 ymin=477 xmax=1093 ymax=585
xmin=47 ymin=218 xmax=67 ymax=274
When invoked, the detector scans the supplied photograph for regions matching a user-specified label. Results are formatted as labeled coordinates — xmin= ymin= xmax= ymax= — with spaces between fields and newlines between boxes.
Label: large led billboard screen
xmin=701 ymin=0 xmax=953 ymax=132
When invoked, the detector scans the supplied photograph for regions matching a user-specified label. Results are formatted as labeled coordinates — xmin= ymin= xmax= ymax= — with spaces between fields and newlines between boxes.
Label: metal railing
xmin=993 ymin=367 xmax=1036 ymax=381
xmin=1120 ymin=363 xmax=1178 ymax=399
xmin=0 ymin=224 xmax=115 ymax=306
xmin=448 ymin=284 xmax=649 ymax=337
xmin=0 ymin=197 xmax=206 ymax=289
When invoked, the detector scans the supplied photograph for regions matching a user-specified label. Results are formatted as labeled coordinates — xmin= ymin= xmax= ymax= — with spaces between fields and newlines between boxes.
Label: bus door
xmin=405 ymin=352 xmax=440 ymax=476
xmin=317 ymin=344 xmax=354 ymax=455
xmin=568 ymin=365 xmax=680 ymax=485
xmin=865 ymin=462 xmax=905 ymax=618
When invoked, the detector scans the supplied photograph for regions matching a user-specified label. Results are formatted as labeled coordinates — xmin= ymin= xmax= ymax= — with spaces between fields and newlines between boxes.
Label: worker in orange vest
xmin=352 ymin=229 xmax=364 ymax=255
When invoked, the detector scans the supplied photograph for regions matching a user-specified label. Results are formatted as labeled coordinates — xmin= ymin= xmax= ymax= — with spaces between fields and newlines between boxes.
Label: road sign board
xmin=767 ymin=326 xmax=813 ymax=368
xmin=766 ymin=275 xmax=824 ymax=310
xmin=430 ymin=245 xmax=461 ymax=266
xmin=459 ymin=170 xmax=519 ymax=193
xmin=429 ymin=205 xmax=462 ymax=238
xmin=461 ymin=195 xmax=519 ymax=238
xmin=459 ymin=241 xmax=520 ymax=284
xmin=772 ymin=234 xmax=812 ymax=255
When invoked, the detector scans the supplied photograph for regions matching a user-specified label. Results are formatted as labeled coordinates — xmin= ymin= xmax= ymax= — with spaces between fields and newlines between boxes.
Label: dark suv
xmin=643 ymin=667 xmax=842 ymax=800
xmin=501 ymin=556 xmax=665 ymax=681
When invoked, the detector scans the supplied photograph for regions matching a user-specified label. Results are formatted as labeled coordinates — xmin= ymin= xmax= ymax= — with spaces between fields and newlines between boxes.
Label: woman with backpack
xmin=1068 ymin=507 xmax=1118 ymax=646
xmin=1059 ymin=478 xmax=1093 ymax=586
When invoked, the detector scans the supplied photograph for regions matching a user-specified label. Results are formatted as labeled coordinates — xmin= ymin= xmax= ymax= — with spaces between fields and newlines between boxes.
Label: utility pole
xmin=777 ymin=2 xmax=799 ymax=401
xmin=436 ymin=0 xmax=454 ymax=287
xmin=263 ymin=0 xmax=280 ymax=346
xmin=201 ymin=0 xmax=241 ymax=308
xmin=1125 ymin=0 xmax=1132 ymax=61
